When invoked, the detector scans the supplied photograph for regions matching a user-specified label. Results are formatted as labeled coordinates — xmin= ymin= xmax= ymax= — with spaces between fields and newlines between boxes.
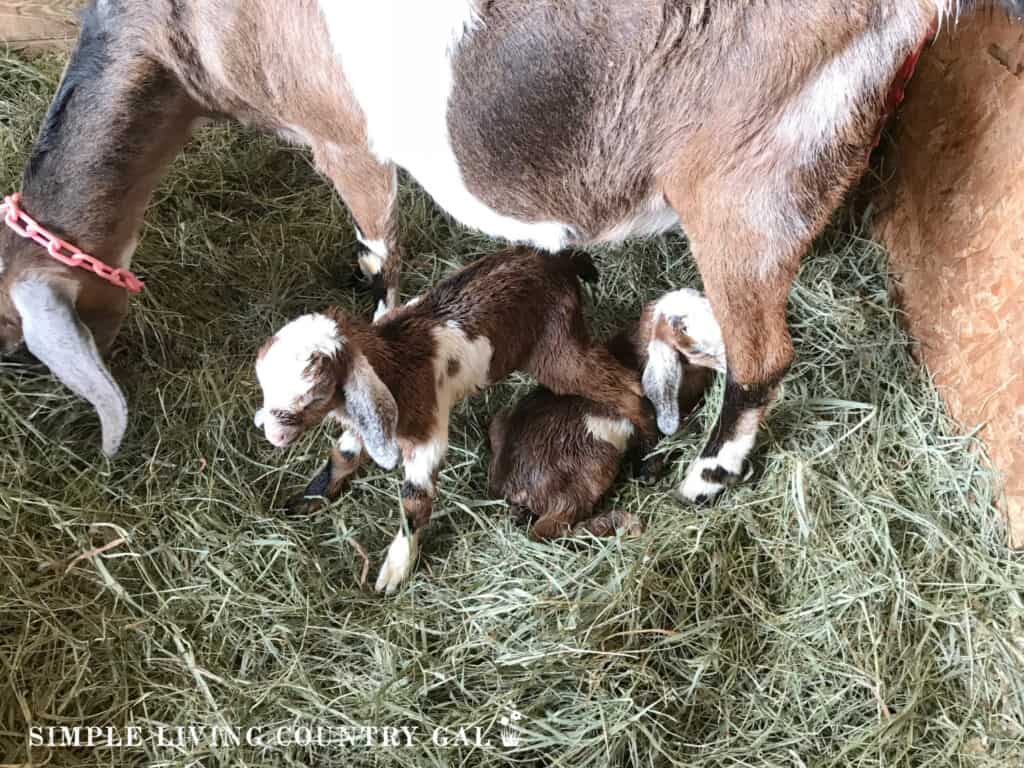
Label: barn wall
xmin=0 ymin=1 xmax=78 ymax=50
xmin=874 ymin=14 xmax=1024 ymax=545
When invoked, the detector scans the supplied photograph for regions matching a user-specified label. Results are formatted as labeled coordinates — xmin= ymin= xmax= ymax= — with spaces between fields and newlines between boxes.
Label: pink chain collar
xmin=1 ymin=193 xmax=144 ymax=293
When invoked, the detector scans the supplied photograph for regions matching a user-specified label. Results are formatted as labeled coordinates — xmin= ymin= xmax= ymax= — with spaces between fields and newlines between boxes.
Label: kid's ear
xmin=643 ymin=338 xmax=685 ymax=435
xmin=343 ymin=353 xmax=399 ymax=469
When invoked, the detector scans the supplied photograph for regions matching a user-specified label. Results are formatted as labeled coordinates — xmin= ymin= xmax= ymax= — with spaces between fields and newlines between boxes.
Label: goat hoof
xmin=678 ymin=457 xmax=755 ymax=505
xmin=634 ymin=453 xmax=669 ymax=484
xmin=375 ymin=531 xmax=419 ymax=594
xmin=284 ymin=458 xmax=340 ymax=514
xmin=508 ymin=503 xmax=535 ymax=527
xmin=573 ymin=510 xmax=644 ymax=537
xmin=355 ymin=253 xmax=387 ymax=293
xmin=285 ymin=492 xmax=327 ymax=515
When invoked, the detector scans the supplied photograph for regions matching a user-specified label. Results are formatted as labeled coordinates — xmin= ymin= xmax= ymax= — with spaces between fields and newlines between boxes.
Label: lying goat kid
xmin=489 ymin=289 xmax=724 ymax=540
xmin=254 ymin=247 xmax=653 ymax=593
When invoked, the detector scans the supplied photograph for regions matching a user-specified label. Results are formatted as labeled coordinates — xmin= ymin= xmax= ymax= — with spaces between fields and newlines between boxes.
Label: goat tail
xmin=564 ymin=249 xmax=600 ymax=285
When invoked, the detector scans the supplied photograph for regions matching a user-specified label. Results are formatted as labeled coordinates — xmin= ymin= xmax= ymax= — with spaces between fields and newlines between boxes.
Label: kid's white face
xmin=254 ymin=313 xmax=341 ymax=447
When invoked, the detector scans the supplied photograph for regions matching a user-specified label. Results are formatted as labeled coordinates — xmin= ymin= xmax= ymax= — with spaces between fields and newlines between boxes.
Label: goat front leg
xmin=668 ymin=192 xmax=805 ymax=504
xmin=375 ymin=429 xmax=448 ymax=594
xmin=312 ymin=142 xmax=401 ymax=320
xmin=288 ymin=430 xmax=365 ymax=512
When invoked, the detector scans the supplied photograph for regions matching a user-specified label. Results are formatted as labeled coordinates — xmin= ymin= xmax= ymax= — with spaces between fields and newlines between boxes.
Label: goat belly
xmin=319 ymin=0 xmax=573 ymax=251
xmin=446 ymin=4 xmax=674 ymax=245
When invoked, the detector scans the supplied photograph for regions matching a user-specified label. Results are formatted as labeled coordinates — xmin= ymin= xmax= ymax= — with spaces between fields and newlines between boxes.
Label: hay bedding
xmin=0 ymin=52 xmax=1021 ymax=768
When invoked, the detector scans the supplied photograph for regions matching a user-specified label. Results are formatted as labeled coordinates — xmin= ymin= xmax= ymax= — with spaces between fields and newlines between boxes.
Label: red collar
xmin=1 ymin=193 xmax=144 ymax=293
xmin=873 ymin=19 xmax=938 ymax=150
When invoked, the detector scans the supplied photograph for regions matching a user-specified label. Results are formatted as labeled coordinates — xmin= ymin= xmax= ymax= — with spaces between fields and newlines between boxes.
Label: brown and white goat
xmin=1 ymin=1 xmax=1020 ymax=498
xmin=488 ymin=289 xmax=722 ymax=540
xmin=253 ymin=247 xmax=653 ymax=592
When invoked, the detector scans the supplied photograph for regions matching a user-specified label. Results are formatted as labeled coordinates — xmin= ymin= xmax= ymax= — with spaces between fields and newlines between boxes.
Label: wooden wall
xmin=0 ymin=1 xmax=78 ymax=50
xmin=874 ymin=15 xmax=1024 ymax=546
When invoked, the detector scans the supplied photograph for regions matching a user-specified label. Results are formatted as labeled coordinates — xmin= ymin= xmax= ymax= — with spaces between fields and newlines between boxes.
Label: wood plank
xmin=0 ymin=1 xmax=80 ymax=50
xmin=873 ymin=14 xmax=1024 ymax=546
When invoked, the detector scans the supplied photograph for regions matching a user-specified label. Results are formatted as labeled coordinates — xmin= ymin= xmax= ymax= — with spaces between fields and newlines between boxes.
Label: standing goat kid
xmin=254 ymin=247 xmax=653 ymax=593
xmin=489 ymin=289 xmax=724 ymax=540
xmin=1 ymin=1 xmax=1021 ymax=503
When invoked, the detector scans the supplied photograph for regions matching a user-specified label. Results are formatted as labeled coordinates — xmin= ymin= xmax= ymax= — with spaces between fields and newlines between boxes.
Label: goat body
xmin=488 ymin=290 xmax=721 ymax=540
xmin=255 ymin=247 xmax=651 ymax=591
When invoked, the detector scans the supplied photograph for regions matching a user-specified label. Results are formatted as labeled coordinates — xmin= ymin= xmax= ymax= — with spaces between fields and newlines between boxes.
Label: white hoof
xmin=375 ymin=531 xmax=419 ymax=594
xmin=358 ymin=250 xmax=384 ymax=279
xmin=678 ymin=457 xmax=726 ymax=504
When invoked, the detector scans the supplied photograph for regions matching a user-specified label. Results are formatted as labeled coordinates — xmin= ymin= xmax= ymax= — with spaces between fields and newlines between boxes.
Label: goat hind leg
xmin=312 ymin=143 xmax=401 ymax=320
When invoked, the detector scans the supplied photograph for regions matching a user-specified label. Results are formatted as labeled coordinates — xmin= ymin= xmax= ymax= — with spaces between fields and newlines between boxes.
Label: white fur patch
xmin=776 ymin=7 xmax=931 ymax=164
xmin=405 ymin=435 xmax=448 ymax=493
xmin=678 ymin=458 xmax=727 ymax=503
xmin=584 ymin=415 xmax=634 ymax=452
xmin=318 ymin=0 xmax=571 ymax=251
xmin=679 ymin=409 xmax=761 ymax=502
xmin=337 ymin=429 xmax=363 ymax=456
xmin=652 ymin=289 xmax=726 ymax=372
xmin=357 ymin=235 xmax=388 ymax=256
xmin=256 ymin=314 xmax=342 ymax=443
xmin=358 ymin=251 xmax=385 ymax=277
xmin=432 ymin=321 xmax=493 ymax=409
xmin=397 ymin=322 xmax=491 ymax=491
xmin=357 ymin=234 xmax=388 ymax=280
xmin=596 ymin=195 xmax=679 ymax=243
xmin=375 ymin=529 xmax=419 ymax=594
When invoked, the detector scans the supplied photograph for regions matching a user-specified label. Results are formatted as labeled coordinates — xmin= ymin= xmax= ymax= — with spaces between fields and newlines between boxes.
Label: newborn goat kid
xmin=254 ymin=247 xmax=652 ymax=593
xmin=489 ymin=289 xmax=725 ymax=540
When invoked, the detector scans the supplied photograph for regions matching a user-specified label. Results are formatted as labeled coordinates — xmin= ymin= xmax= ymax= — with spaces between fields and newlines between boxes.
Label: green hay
xmin=1 ymin=51 xmax=1022 ymax=767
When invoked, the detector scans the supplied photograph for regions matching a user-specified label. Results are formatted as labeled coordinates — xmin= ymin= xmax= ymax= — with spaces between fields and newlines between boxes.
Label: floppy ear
xmin=10 ymin=276 xmax=128 ymax=456
xmin=642 ymin=338 xmax=684 ymax=435
xmin=344 ymin=353 xmax=399 ymax=469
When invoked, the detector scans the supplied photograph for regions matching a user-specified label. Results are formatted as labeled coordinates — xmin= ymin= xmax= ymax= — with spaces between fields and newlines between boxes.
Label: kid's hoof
xmin=285 ymin=492 xmax=327 ymax=515
xmin=284 ymin=457 xmax=336 ymax=514
xmin=508 ymin=503 xmax=535 ymax=527
xmin=573 ymin=510 xmax=644 ymax=537
xmin=375 ymin=531 xmax=419 ymax=594
xmin=634 ymin=452 xmax=669 ymax=484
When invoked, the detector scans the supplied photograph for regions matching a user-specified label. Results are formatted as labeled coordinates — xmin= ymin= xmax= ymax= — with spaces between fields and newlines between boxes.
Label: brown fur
xmin=266 ymin=248 xmax=653 ymax=539
xmin=488 ymin=302 xmax=712 ymax=540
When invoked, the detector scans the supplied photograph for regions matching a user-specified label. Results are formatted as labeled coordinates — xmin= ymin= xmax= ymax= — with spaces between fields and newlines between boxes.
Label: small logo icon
xmin=499 ymin=711 xmax=523 ymax=748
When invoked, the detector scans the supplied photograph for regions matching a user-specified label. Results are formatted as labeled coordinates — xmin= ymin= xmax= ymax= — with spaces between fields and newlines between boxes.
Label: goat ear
xmin=642 ymin=338 xmax=684 ymax=436
xmin=10 ymin=276 xmax=128 ymax=456
xmin=344 ymin=353 xmax=399 ymax=469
